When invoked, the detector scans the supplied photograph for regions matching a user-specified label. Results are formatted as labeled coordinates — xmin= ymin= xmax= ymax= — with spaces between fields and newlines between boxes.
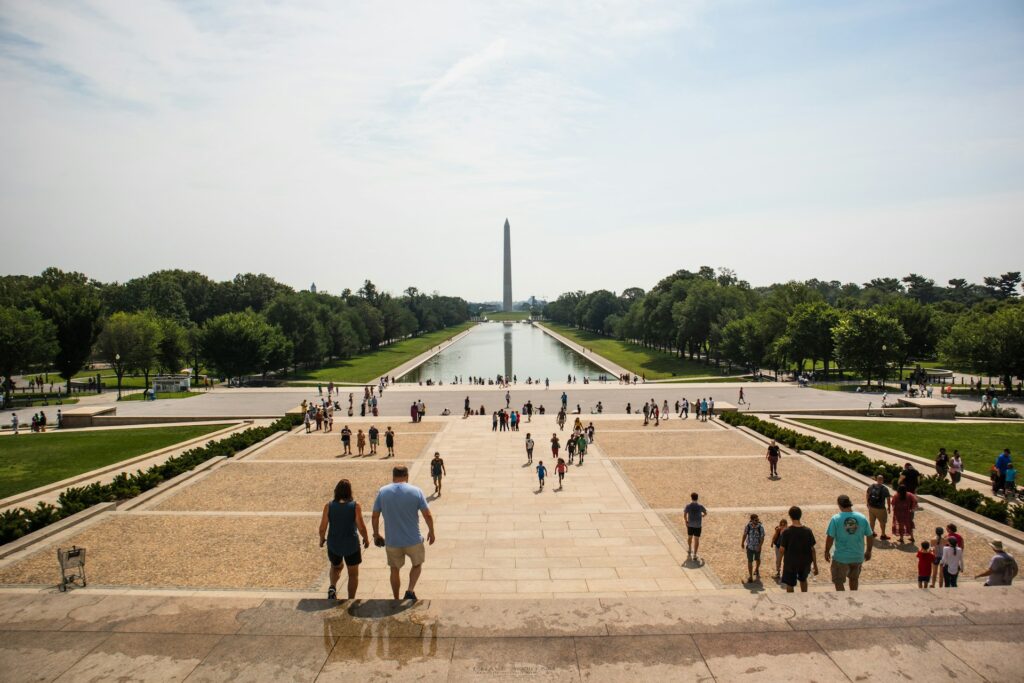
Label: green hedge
xmin=0 ymin=414 xmax=302 ymax=546
xmin=719 ymin=412 xmax=1022 ymax=532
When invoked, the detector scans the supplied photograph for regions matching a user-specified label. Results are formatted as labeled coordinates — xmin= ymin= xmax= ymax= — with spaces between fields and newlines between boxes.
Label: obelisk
xmin=502 ymin=218 xmax=513 ymax=312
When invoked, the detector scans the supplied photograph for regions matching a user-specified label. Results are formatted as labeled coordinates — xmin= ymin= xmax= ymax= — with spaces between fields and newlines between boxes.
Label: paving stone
xmin=597 ymin=430 xmax=762 ymax=458
xmin=693 ymin=631 xmax=848 ymax=682
xmin=574 ymin=634 xmax=713 ymax=682
xmin=53 ymin=632 xmax=222 ymax=683
xmin=923 ymin=624 xmax=1024 ymax=681
xmin=185 ymin=634 xmax=333 ymax=682
xmin=320 ymin=635 xmax=455 ymax=681
xmin=808 ymin=626 xmax=984 ymax=681
xmin=0 ymin=630 xmax=110 ymax=683
xmin=448 ymin=636 xmax=581 ymax=682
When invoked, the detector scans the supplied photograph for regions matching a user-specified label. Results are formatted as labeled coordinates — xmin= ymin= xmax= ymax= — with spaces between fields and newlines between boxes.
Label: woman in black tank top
xmin=319 ymin=479 xmax=370 ymax=600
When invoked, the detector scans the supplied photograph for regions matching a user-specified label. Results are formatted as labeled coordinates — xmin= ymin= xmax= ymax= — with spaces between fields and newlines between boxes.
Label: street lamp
xmin=880 ymin=345 xmax=887 ymax=390
xmin=115 ymin=353 xmax=122 ymax=400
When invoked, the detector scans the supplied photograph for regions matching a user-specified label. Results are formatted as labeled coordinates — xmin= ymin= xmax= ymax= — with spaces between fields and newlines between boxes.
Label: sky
xmin=2 ymin=0 xmax=1023 ymax=302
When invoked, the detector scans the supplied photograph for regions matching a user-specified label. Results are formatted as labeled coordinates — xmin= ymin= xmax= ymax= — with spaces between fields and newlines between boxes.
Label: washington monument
xmin=503 ymin=218 xmax=513 ymax=312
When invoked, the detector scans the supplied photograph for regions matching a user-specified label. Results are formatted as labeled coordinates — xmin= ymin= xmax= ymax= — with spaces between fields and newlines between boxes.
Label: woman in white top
xmin=949 ymin=451 xmax=964 ymax=488
xmin=941 ymin=537 xmax=963 ymax=587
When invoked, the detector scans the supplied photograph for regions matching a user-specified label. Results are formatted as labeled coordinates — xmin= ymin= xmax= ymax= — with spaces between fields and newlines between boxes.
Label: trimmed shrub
xmin=0 ymin=414 xmax=302 ymax=546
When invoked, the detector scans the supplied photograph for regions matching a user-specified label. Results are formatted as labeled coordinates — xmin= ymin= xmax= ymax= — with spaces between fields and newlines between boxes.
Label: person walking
xmin=385 ymin=427 xmax=395 ymax=458
xmin=430 ymin=452 xmax=446 ymax=496
xmin=899 ymin=463 xmax=920 ymax=494
xmin=319 ymin=479 xmax=370 ymax=600
xmin=935 ymin=448 xmax=950 ymax=480
xmin=356 ymin=429 xmax=367 ymax=456
xmin=929 ymin=527 xmax=946 ymax=588
xmin=684 ymin=492 xmax=707 ymax=561
xmin=940 ymin=537 xmax=963 ymax=588
xmin=340 ymin=426 xmax=352 ymax=455
xmin=766 ymin=441 xmax=781 ymax=478
xmin=950 ymin=451 xmax=964 ymax=489
xmin=891 ymin=485 xmax=918 ymax=544
xmin=368 ymin=425 xmax=379 ymax=455
xmin=536 ymin=461 xmax=547 ymax=490
xmin=372 ymin=466 xmax=435 ymax=601
xmin=525 ymin=433 xmax=535 ymax=464
xmin=824 ymin=494 xmax=873 ymax=591
xmin=975 ymin=540 xmax=1018 ymax=586
xmin=738 ymin=387 xmax=745 ymax=405
xmin=995 ymin=449 xmax=1013 ymax=494
xmin=865 ymin=475 xmax=892 ymax=540
xmin=10 ymin=413 xmax=18 ymax=435
xmin=770 ymin=518 xmax=788 ymax=579
xmin=778 ymin=505 xmax=818 ymax=592
xmin=550 ymin=433 xmax=560 ymax=459
xmin=741 ymin=514 xmax=765 ymax=583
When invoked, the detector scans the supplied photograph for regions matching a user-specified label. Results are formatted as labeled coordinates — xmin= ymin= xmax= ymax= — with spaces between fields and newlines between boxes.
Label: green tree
xmin=983 ymin=272 xmax=1022 ymax=300
xmin=96 ymin=311 xmax=163 ymax=397
xmin=0 ymin=307 xmax=58 ymax=404
xmin=156 ymin=317 xmax=189 ymax=374
xmin=940 ymin=305 xmax=1024 ymax=393
xmin=265 ymin=292 xmax=327 ymax=370
xmin=833 ymin=310 xmax=907 ymax=387
xmin=784 ymin=302 xmax=840 ymax=376
xmin=200 ymin=311 xmax=292 ymax=382
xmin=882 ymin=298 xmax=937 ymax=379
xmin=33 ymin=271 xmax=103 ymax=393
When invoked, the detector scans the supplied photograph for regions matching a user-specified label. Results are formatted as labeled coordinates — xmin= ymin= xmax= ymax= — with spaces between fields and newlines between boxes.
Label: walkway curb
xmin=0 ymin=502 xmax=116 ymax=560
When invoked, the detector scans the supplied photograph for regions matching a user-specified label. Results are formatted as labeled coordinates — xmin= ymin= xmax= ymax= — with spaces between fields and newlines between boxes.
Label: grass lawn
xmin=119 ymin=391 xmax=199 ymax=402
xmin=542 ymin=323 xmax=731 ymax=380
xmin=0 ymin=424 xmax=231 ymax=498
xmin=796 ymin=419 xmax=1024 ymax=475
xmin=481 ymin=311 xmax=532 ymax=321
xmin=291 ymin=322 xmax=477 ymax=383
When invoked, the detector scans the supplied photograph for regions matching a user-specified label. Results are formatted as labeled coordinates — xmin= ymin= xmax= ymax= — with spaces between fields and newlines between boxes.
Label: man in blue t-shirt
xmin=824 ymin=494 xmax=873 ymax=591
xmin=372 ymin=466 xmax=436 ymax=601
xmin=684 ymin=492 xmax=708 ymax=560
xmin=995 ymin=449 xmax=1013 ymax=492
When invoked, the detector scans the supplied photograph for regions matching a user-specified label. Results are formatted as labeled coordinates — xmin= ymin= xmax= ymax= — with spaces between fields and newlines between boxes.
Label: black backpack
xmin=868 ymin=485 xmax=886 ymax=508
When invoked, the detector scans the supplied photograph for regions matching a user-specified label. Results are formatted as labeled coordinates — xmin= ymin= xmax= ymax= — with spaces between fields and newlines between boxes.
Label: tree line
xmin=544 ymin=268 xmax=1024 ymax=391
xmin=0 ymin=268 xmax=470 ymax=399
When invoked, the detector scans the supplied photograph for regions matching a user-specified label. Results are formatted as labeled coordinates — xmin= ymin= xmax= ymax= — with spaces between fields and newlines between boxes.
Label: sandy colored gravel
xmin=664 ymin=508 xmax=997 ymax=587
xmin=253 ymin=431 xmax=437 ymax=460
xmin=617 ymin=457 xmax=853 ymax=510
xmin=0 ymin=514 xmax=324 ymax=590
xmin=596 ymin=430 xmax=765 ymax=458
xmin=155 ymin=462 xmax=409 ymax=512
xmin=588 ymin=419 xmax=719 ymax=432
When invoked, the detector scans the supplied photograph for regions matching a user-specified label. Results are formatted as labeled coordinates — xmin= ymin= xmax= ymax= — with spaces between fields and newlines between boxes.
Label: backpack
xmin=867 ymin=484 xmax=886 ymax=508
xmin=1000 ymin=553 xmax=1019 ymax=581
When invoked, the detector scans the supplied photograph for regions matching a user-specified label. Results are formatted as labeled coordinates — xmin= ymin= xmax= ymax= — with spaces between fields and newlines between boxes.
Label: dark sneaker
xmin=403 ymin=590 xmax=418 ymax=601
xmin=327 ymin=587 xmax=337 ymax=600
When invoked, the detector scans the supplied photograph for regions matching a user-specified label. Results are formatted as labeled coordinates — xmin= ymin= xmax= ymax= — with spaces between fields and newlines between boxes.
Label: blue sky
xmin=1 ymin=0 xmax=1022 ymax=301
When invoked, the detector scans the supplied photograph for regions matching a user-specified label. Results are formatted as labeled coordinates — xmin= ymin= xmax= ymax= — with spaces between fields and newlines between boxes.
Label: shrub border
xmin=719 ymin=411 xmax=1024 ymax=532
xmin=0 ymin=414 xmax=302 ymax=546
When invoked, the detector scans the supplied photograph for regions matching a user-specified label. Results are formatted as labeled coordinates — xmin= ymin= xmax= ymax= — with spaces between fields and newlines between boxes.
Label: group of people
xmin=687 ymin=488 xmax=1018 ymax=592
xmin=7 ymin=410 xmax=59 ymax=433
xmin=338 ymin=424 xmax=395 ymax=458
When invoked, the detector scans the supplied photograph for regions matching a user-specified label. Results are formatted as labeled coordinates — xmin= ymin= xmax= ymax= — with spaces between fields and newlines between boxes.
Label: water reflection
xmin=399 ymin=322 xmax=605 ymax=383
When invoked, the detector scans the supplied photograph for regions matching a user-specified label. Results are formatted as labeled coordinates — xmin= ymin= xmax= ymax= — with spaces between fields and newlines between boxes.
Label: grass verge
xmin=291 ymin=322 xmax=477 ymax=383
xmin=542 ymin=322 xmax=733 ymax=380
xmin=795 ymin=419 xmax=1024 ymax=476
xmin=0 ymin=424 xmax=231 ymax=499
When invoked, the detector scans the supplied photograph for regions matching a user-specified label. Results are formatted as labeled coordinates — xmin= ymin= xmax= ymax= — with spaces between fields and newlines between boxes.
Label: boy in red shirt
xmin=556 ymin=458 xmax=567 ymax=490
xmin=916 ymin=541 xmax=935 ymax=588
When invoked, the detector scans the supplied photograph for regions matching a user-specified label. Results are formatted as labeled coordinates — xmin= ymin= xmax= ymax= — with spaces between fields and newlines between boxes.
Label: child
xmin=577 ymin=434 xmax=587 ymax=464
xmin=930 ymin=527 xmax=945 ymax=588
xmin=917 ymin=541 xmax=935 ymax=588
xmin=556 ymin=458 xmax=567 ymax=489
xmin=525 ymin=433 xmax=534 ymax=464
xmin=536 ymin=461 xmax=547 ymax=490
xmin=1005 ymin=463 xmax=1017 ymax=498
xmin=567 ymin=436 xmax=577 ymax=464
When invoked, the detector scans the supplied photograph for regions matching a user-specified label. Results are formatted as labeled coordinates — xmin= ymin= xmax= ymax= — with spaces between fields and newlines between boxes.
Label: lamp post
xmin=115 ymin=353 xmax=122 ymax=400
xmin=880 ymin=345 xmax=887 ymax=389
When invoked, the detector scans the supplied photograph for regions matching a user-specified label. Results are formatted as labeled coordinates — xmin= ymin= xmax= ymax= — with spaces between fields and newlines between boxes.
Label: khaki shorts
xmin=868 ymin=507 xmax=888 ymax=531
xmin=831 ymin=561 xmax=862 ymax=584
xmin=385 ymin=543 xmax=425 ymax=568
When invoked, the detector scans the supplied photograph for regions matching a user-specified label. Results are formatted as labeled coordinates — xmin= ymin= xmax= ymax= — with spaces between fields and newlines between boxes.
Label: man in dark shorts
xmin=368 ymin=425 xmax=379 ymax=455
xmin=385 ymin=427 xmax=395 ymax=457
xmin=340 ymin=426 xmax=352 ymax=455
xmin=766 ymin=440 xmax=781 ymax=478
xmin=430 ymin=452 xmax=446 ymax=496
xmin=550 ymin=433 xmax=560 ymax=458
xmin=684 ymin=492 xmax=707 ymax=560
xmin=778 ymin=505 xmax=818 ymax=592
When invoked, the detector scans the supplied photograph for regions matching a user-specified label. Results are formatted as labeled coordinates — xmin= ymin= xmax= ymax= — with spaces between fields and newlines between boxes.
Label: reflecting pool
xmin=398 ymin=322 xmax=607 ymax=383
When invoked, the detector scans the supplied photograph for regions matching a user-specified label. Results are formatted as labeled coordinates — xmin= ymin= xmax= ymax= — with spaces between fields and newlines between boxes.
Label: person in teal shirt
xmin=824 ymin=494 xmax=873 ymax=591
